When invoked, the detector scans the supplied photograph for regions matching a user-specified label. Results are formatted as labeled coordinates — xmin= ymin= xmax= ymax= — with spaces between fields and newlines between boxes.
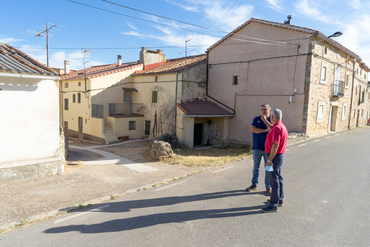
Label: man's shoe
xmin=261 ymin=205 xmax=278 ymax=213
xmin=266 ymin=188 xmax=271 ymax=196
xmin=267 ymin=199 xmax=284 ymax=207
xmin=245 ymin=185 xmax=257 ymax=192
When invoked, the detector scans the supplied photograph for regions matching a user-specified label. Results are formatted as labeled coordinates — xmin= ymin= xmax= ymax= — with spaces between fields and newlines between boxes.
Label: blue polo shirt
xmin=251 ymin=115 xmax=270 ymax=150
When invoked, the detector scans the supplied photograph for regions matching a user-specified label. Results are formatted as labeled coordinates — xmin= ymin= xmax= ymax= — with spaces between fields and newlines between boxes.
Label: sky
xmin=1 ymin=0 xmax=370 ymax=70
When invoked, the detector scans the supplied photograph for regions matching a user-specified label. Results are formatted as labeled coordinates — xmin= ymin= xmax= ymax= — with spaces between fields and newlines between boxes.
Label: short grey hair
xmin=261 ymin=104 xmax=271 ymax=110
xmin=271 ymin=109 xmax=282 ymax=120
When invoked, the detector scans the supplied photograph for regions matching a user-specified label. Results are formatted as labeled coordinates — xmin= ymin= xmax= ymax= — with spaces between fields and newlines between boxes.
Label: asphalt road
xmin=1 ymin=128 xmax=369 ymax=247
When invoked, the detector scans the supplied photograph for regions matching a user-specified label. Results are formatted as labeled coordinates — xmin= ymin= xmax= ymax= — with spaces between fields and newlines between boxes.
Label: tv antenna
xmin=28 ymin=21 xmax=64 ymax=67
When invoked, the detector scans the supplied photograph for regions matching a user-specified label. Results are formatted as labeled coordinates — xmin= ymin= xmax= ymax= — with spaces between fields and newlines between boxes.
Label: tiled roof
xmin=132 ymin=54 xmax=207 ymax=76
xmin=178 ymin=99 xmax=234 ymax=116
xmin=207 ymin=18 xmax=359 ymax=59
xmin=0 ymin=43 xmax=57 ymax=76
xmin=60 ymin=62 xmax=143 ymax=80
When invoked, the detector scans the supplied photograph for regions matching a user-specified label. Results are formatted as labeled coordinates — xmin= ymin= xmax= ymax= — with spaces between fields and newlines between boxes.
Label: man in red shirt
xmin=262 ymin=109 xmax=288 ymax=212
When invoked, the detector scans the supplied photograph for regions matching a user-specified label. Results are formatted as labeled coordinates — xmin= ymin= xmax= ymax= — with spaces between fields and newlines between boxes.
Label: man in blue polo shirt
xmin=246 ymin=104 xmax=272 ymax=195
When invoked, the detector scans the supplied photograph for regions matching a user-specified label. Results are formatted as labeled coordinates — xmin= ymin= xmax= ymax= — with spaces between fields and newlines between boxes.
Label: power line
xmin=102 ymin=0 xmax=292 ymax=46
xmin=67 ymin=0 xmax=296 ymax=47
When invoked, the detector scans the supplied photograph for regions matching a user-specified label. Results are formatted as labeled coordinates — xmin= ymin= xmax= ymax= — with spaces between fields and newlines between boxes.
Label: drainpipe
xmin=348 ymin=59 xmax=356 ymax=129
xmin=174 ymin=71 xmax=179 ymax=137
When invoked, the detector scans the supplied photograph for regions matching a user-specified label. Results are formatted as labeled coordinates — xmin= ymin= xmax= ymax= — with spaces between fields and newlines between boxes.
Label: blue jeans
xmin=267 ymin=153 xmax=285 ymax=208
xmin=251 ymin=149 xmax=270 ymax=189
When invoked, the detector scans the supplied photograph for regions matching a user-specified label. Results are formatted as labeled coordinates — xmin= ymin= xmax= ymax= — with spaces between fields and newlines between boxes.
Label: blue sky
xmin=1 ymin=0 xmax=370 ymax=70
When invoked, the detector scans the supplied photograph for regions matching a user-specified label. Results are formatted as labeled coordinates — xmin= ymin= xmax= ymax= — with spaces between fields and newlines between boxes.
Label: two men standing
xmin=246 ymin=104 xmax=272 ymax=195
xmin=246 ymin=105 xmax=288 ymax=213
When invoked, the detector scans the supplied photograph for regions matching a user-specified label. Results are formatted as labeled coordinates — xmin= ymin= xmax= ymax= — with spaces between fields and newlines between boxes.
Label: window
xmin=321 ymin=65 xmax=327 ymax=84
xmin=124 ymin=91 xmax=131 ymax=102
xmin=129 ymin=121 xmax=136 ymax=130
xmin=317 ymin=102 xmax=325 ymax=122
xmin=323 ymin=46 xmax=328 ymax=57
xmin=345 ymin=74 xmax=349 ymax=88
xmin=342 ymin=104 xmax=347 ymax=119
xmin=155 ymin=76 xmax=158 ymax=82
xmin=65 ymin=82 xmax=68 ymax=88
xmin=92 ymin=104 xmax=104 ymax=119
xmin=64 ymin=98 xmax=69 ymax=110
xmin=78 ymin=82 xmax=81 ymax=86
xmin=233 ymin=76 xmax=239 ymax=85
xmin=73 ymin=94 xmax=76 ymax=103
xmin=152 ymin=91 xmax=158 ymax=103
xmin=78 ymin=93 xmax=81 ymax=103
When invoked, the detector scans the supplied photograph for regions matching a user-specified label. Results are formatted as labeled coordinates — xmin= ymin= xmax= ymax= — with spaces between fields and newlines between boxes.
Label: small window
xmin=73 ymin=94 xmax=76 ymax=103
xmin=345 ymin=74 xmax=349 ymax=88
xmin=233 ymin=76 xmax=239 ymax=85
xmin=321 ymin=66 xmax=327 ymax=84
xmin=317 ymin=102 xmax=325 ymax=122
xmin=64 ymin=98 xmax=69 ymax=110
xmin=323 ymin=46 xmax=328 ymax=57
xmin=129 ymin=121 xmax=136 ymax=130
xmin=78 ymin=93 xmax=81 ymax=103
xmin=152 ymin=91 xmax=158 ymax=103
xmin=65 ymin=82 xmax=68 ymax=88
xmin=78 ymin=82 xmax=81 ymax=86
xmin=342 ymin=104 xmax=347 ymax=119
xmin=155 ymin=76 xmax=158 ymax=82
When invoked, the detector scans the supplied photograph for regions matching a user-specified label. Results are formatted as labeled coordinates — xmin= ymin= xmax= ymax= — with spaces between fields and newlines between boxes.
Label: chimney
xmin=117 ymin=55 xmax=122 ymax=66
xmin=64 ymin=60 xmax=70 ymax=74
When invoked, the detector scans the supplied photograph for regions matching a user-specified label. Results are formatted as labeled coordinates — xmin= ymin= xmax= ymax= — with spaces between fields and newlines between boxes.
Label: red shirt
xmin=265 ymin=120 xmax=288 ymax=154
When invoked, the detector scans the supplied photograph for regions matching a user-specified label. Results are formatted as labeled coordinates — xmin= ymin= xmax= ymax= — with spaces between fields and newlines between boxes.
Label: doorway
xmin=330 ymin=106 xmax=338 ymax=132
xmin=78 ymin=117 xmax=83 ymax=140
xmin=145 ymin=120 xmax=151 ymax=136
xmin=193 ymin=123 xmax=203 ymax=146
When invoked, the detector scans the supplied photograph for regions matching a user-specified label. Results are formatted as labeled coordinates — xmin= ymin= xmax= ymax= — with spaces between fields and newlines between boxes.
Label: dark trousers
xmin=267 ymin=153 xmax=284 ymax=208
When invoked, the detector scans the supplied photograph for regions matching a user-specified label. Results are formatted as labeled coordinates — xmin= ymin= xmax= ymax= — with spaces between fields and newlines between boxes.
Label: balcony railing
xmin=333 ymin=80 xmax=345 ymax=97
xmin=109 ymin=103 xmax=144 ymax=117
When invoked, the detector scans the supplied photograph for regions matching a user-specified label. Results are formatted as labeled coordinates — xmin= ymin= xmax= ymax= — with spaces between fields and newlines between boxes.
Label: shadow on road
xmin=45 ymin=190 xmax=265 ymax=234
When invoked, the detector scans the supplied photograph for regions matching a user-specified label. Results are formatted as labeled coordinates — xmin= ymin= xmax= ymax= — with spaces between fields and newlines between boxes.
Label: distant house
xmin=0 ymin=43 xmax=64 ymax=181
xmin=207 ymin=18 xmax=370 ymax=144
xmin=131 ymin=52 xmax=233 ymax=147
xmin=60 ymin=55 xmax=144 ymax=144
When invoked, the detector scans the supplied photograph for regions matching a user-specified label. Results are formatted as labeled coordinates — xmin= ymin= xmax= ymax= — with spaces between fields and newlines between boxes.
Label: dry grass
xmin=161 ymin=146 xmax=251 ymax=167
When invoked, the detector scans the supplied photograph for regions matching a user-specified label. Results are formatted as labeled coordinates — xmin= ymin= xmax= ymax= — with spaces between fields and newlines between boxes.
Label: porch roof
xmin=177 ymin=99 xmax=234 ymax=117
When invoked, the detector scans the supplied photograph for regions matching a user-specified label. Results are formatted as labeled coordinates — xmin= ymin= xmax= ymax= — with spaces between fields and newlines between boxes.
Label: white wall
xmin=0 ymin=76 xmax=61 ymax=164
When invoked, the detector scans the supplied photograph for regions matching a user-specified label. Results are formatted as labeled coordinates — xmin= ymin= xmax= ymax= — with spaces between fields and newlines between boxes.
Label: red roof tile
xmin=60 ymin=62 xmax=143 ymax=80
xmin=178 ymin=99 xmax=234 ymax=116
xmin=132 ymin=54 xmax=207 ymax=75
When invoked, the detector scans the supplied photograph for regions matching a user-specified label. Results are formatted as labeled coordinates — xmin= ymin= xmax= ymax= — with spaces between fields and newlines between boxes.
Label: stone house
xmin=206 ymin=18 xmax=369 ymax=144
xmin=131 ymin=53 xmax=234 ymax=147
xmin=0 ymin=43 xmax=64 ymax=181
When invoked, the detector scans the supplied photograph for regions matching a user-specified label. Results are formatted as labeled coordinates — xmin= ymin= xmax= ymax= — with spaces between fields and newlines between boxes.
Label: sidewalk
xmin=0 ymin=135 xmax=307 ymax=233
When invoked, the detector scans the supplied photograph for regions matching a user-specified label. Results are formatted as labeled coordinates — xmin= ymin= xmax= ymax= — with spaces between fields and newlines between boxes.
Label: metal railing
xmin=109 ymin=103 xmax=144 ymax=117
xmin=333 ymin=80 xmax=345 ymax=97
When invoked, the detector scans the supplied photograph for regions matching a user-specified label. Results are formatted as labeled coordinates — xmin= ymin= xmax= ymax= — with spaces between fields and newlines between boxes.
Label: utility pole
xmin=82 ymin=49 xmax=90 ymax=93
xmin=34 ymin=22 xmax=59 ymax=67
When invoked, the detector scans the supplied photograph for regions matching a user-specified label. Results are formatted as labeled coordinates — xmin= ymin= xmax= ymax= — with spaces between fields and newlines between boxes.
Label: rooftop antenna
xmin=30 ymin=21 xmax=64 ymax=67
xmin=82 ymin=49 xmax=90 ymax=93
xmin=284 ymin=15 xmax=292 ymax=25
xmin=185 ymin=38 xmax=192 ymax=67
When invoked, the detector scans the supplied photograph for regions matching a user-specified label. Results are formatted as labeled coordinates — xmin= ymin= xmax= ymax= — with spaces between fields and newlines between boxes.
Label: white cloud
xmin=121 ymin=31 xmax=146 ymax=38
xmin=294 ymin=0 xmax=331 ymax=23
xmin=266 ymin=0 xmax=282 ymax=10
xmin=199 ymin=1 xmax=253 ymax=30
xmin=338 ymin=14 xmax=370 ymax=64
xmin=164 ymin=0 xmax=199 ymax=12
xmin=126 ymin=23 xmax=139 ymax=31
xmin=0 ymin=37 xmax=22 ymax=44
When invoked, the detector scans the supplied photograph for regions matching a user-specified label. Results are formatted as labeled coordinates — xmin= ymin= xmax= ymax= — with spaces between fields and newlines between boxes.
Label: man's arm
xmin=266 ymin=143 xmax=279 ymax=166
xmin=251 ymin=125 xmax=269 ymax=134
xmin=261 ymin=115 xmax=273 ymax=130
